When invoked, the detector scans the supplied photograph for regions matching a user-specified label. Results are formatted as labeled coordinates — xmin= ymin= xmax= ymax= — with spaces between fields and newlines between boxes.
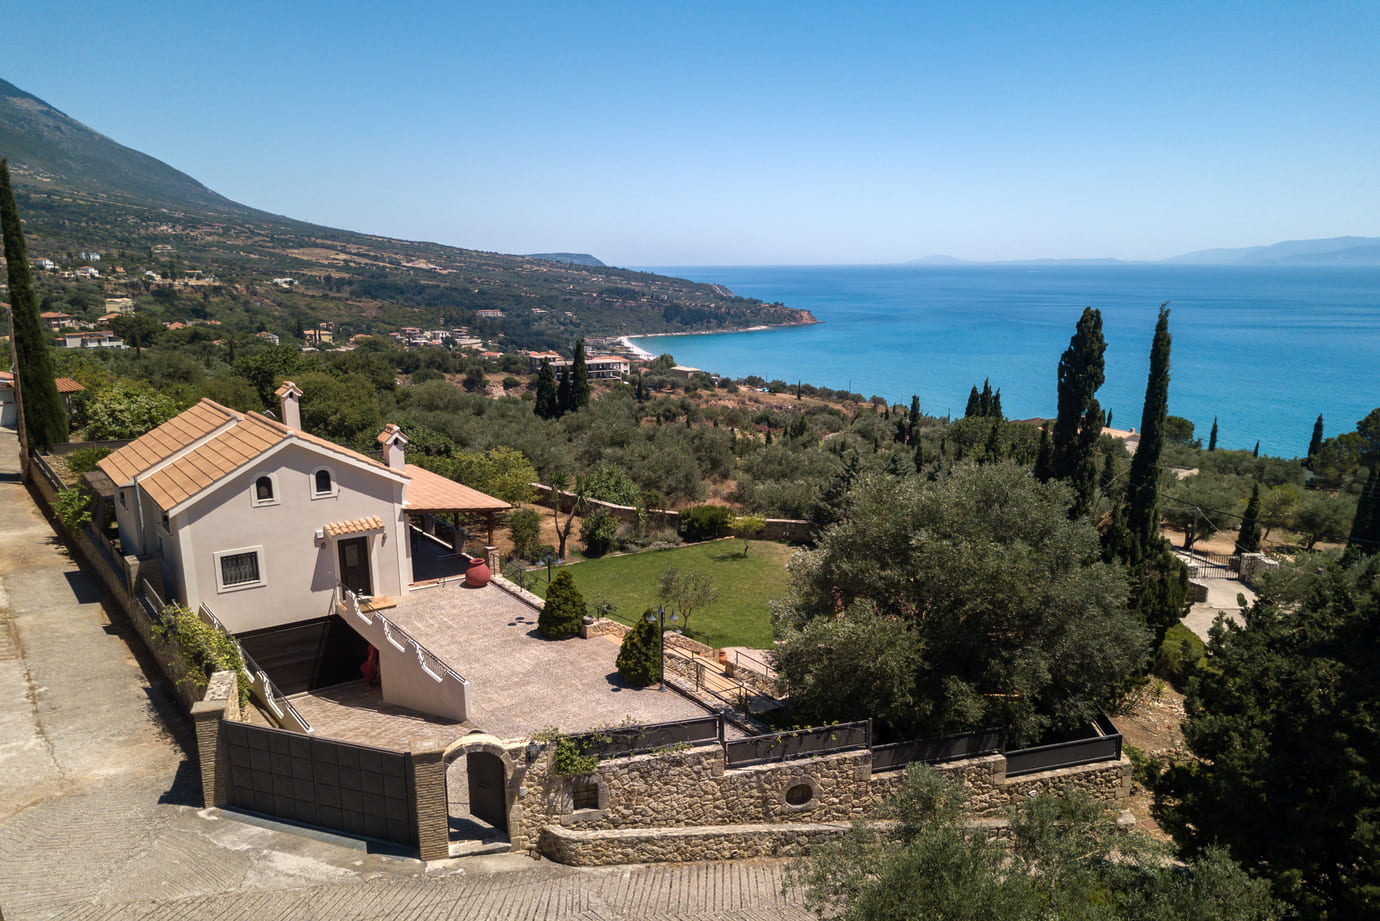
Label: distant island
xmin=525 ymin=253 xmax=606 ymax=267
xmin=910 ymin=234 xmax=1380 ymax=267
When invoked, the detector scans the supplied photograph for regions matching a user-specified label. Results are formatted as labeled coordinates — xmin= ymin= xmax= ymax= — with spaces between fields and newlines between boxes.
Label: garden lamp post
xmin=646 ymin=604 xmax=679 ymax=691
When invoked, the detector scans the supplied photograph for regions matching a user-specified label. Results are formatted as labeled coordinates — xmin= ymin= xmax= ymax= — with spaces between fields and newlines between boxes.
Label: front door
xmin=467 ymin=752 xmax=508 ymax=831
xmin=337 ymin=537 xmax=373 ymax=595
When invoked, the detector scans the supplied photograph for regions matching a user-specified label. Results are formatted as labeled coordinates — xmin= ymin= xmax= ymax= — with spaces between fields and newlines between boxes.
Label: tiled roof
xmin=403 ymin=464 xmax=510 ymax=513
xmin=97 ymin=398 xmax=403 ymax=512
xmin=98 ymin=399 xmax=241 ymax=485
xmin=323 ymin=516 xmax=385 ymax=538
xmin=54 ymin=378 xmax=84 ymax=393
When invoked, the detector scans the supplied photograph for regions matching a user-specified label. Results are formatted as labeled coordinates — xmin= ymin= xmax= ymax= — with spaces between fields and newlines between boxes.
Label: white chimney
xmin=377 ymin=424 xmax=409 ymax=470
xmin=275 ymin=380 xmax=303 ymax=430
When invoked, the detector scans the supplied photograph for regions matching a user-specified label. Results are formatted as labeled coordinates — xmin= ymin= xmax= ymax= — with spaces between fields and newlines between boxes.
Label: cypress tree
xmin=1347 ymin=464 xmax=1380 ymax=558
xmin=1253 ymin=441 xmax=1260 ymax=458
xmin=1122 ymin=304 xmax=1188 ymax=642
xmin=1106 ymin=409 xmax=1113 ymax=428
xmin=1034 ymin=422 xmax=1053 ymax=481
xmin=979 ymin=378 xmax=994 ymax=416
xmin=1208 ymin=417 xmax=1218 ymax=452
xmin=908 ymin=395 xmax=920 ymax=444
xmin=534 ymin=359 xmax=558 ymax=419
xmin=0 ymin=159 xmax=68 ymax=450
xmin=538 ymin=570 xmax=585 ymax=639
xmin=913 ymin=438 xmax=924 ymax=473
xmin=615 ymin=611 xmax=662 ymax=686
xmin=570 ymin=339 xmax=591 ymax=410
xmin=1236 ymin=483 xmax=1262 ymax=553
xmin=964 ymin=385 xmax=981 ymax=418
xmin=1307 ymin=414 xmax=1324 ymax=465
xmin=1051 ymin=307 xmax=1106 ymax=516
xmin=1127 ymin=304 xmax=1171 ymax=549
xmin=990 ymin=389 xmax=1002 ymax=419
xmin=556 ymin=366 xmax=572 ymax=416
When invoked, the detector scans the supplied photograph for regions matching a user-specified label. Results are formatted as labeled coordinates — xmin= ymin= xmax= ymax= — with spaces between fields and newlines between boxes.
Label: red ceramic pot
xmin=465 ymin=556 xmax=491 ymax=588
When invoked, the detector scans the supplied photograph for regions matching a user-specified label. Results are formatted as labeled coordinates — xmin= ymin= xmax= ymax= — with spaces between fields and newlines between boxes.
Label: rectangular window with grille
xmin=216 ymin=549 xmax=263 ymax=590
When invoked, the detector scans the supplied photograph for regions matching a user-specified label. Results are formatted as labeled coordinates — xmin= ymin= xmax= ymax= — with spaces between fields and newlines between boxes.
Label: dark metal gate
xmin=222 ymin=721 xmax=417 ymax=847
xmin=466 ymin=751 xmax=507 ymax=831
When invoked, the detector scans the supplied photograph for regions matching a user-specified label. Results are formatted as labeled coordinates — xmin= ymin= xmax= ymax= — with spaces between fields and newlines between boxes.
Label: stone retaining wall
xmin=530 ymin=484 xmax=813 ymax=543
xmin=1238 ymin=552 xmax=1279 ymax=587
xmin=517 ymin=735 xmax=1132 ymax=864
xmin=540 ymin=821 xmax=850 ymax=865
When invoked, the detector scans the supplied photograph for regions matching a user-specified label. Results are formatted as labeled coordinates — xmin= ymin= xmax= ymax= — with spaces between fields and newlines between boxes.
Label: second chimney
xmin=275 ymin=380 xmax=303 ymax=430
xmin=377 ymin=424 xmax=409 ymax=470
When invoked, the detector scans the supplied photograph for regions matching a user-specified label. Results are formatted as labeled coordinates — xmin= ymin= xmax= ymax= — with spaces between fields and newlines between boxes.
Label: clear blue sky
xmin=7 ymin=1 xmax=1378 ymax=265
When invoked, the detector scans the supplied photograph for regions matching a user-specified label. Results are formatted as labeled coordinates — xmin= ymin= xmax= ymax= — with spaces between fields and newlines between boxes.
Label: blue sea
xmin=631 ymin=264 xmax=1380 ymax=458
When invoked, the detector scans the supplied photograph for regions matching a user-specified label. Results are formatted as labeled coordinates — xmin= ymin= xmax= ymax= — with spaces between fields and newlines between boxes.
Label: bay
xmin=632 ymin=264 xmax=1380 ymax=458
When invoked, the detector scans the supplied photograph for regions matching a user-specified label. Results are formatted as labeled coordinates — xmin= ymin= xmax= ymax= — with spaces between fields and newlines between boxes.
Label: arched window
xmin=311 ymin=467 xmax=337 ymax=499
xmin=255 ymin=476 xmax=274 ymax=501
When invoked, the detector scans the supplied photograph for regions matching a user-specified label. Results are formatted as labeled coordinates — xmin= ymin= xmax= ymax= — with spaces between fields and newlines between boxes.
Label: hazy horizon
xmin=8 ymin=2 xmax=1377 ymax=266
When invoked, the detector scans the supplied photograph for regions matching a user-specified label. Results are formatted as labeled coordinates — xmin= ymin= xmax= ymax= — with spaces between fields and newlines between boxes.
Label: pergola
xmin=402 ymin=463 xmax=511 ymax=547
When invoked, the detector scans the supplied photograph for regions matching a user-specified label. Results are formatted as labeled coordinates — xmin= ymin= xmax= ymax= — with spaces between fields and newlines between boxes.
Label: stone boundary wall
xmin=516 ymin=736 xmax=1132 ymax=864
xmin=1187 ymin=580 xmax=1209 ymax=603
xmin=530 ymin=484 xmax=814 ymax=543
xmin=541 ymin=821 xmax=850 ymax=865
xmin=1239 ymin=552 xmax=1279 ymax=587
xmin=489 ymin=573 xmax=545 ymax=611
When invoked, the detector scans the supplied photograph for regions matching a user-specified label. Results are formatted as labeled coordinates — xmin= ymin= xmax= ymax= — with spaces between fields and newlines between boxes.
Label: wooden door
xmin=337 ymin=537 xmax=373 ymax=595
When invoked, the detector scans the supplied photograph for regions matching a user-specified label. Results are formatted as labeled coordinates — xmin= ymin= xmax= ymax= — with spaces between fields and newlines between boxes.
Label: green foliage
xmin=153 ymin=603 xmax=251 ymax=705
xmin=65 ymin=446 xmax=112 ymax=474
xmin=538 ymin=569 xmax=585 ymax=639
xmin=1050 ymin=306 xmax=1106 ymax=516
xmin=679 ymin=504 xmax=734 ymax=541
xmin=730 ymin=513 xmax=766 ymax=554
xmin=1236 ymin=483 xmax=1262 ymax=552
xmin=1209 ymin=416 xmax=1219 ymax=451
xmin=582 ymin=461 xmax=639 ymax=506
xmin=1154 ymin=622 xmax=1206 ymax=688
xmin=656 ymin=567 xmax=720 ymax=636
xmin=1164 ymin=415 xmax=1198 ymax=447
xmin=413 ymin=445 xmax=537 ymax=506
xmin=579 ymin=506 xmax=619 ymax=557
xmin=1127 ymin=304 xmax=1173 ymax=550
xmin=789 ymin=765 xmax=1281 ymax=921
xmin=569 ymin=338 xmax=591 ymax=411
xmin=615 ymin=611 xmax=662 ymax=686
xmin=54 ymin=488 xmax=92 ymax=531
xmin=1160 ymin=551 xmax=1380 ymax=919
xmin=1 ymin=159 xmax=68 ymax=448
xmin=777 ymin=464 xmax=1148 ymax=745
xmin=531 ymin=727 xmax=610 ymax=776
xmin=292 ymin=369 xmax=382 ymax=446
xmin=507 ymin=507 xmax=542 ymax=561
xmin=534 ymin=359 xmax=558 ymax=419
xmin=83 ymin=380 xmax=181 ymax=440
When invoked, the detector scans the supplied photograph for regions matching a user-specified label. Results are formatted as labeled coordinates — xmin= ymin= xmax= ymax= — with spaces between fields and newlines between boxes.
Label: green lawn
xmin=525 ymin=539 xmax=797 ymax=649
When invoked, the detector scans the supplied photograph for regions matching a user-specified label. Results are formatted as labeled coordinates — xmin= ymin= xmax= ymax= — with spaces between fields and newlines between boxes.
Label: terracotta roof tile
xmin=323 ymin=516 xmax=386 ymax=538
xmin=97 ymin=399 xmax=241 ymax=485
xmin=403 ymin=463 xmax=510 ymax=513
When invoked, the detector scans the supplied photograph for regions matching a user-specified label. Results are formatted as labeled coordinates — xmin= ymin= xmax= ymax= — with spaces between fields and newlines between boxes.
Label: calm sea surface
xmin=632 ymin=264 xmax=1380 ymax=458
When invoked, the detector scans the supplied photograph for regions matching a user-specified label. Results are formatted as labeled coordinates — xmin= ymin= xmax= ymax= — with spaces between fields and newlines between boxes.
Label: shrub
xmin=1155 ymin=622 xmax=1206 ymax=688
xmin=679 ymin=504 xmax=734 ymax=541
xmin=153 ymin=603 xmax=251 ymax=704
xmin=65 ymin=446 xmax=112 ymax=475
xmin=616 ymin=610 xmax=663 ymax=686
xmin=580 ymin=506 xmax=619 ymax=557
xmin=538 ymin=569 xmax=585 ymax=639
xmin=55 ymin=488 xmax=93 ymax=531
xmin=508 ymin=507 xmax=542 ymax=560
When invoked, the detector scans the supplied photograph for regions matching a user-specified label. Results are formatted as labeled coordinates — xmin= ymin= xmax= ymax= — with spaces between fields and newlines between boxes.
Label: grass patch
xmin=526 ymin=539 xmax=796 ymax=649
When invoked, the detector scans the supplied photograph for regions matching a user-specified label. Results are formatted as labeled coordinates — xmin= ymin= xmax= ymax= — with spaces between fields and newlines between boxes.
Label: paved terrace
xmin=380 ymin=579 xmax=713 ymax=740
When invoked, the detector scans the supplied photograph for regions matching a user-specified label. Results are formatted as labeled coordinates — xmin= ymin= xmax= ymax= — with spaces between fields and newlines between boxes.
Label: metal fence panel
xmin=1004 ymin=716 xmax=1123 ymax=778
xmin=222 ymin=721 xmax=416 ymax=847
xmin=871 ymin=728 xmax=1006 ymax=772
xmin=572 ymin=714 xmax=722 ymax=760
xmin=724 ymin=720 xmax=871 ymax=768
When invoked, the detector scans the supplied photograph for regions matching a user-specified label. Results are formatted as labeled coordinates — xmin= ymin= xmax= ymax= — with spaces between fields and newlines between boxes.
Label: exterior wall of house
xmin=176 ymin=443 xmax=410 ymax=633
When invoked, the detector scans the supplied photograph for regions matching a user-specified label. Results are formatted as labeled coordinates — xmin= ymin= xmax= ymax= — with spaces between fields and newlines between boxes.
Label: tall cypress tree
xmin=0 ymin=159 xmax=67 ymax=450
xmin=1347 ymin=410 xmax=1380 ymax=558
xmin=1034 ymin=422 xmax=1053 ymax=481
xmin=1051 ymin=307 xmax=1106 ymax=516
xmin=570 ymin=339 xmax=591 ymax=410
xmin=1307 ymin=414 xmax=1324 ymax=466
xmin=1236 ymin=483 xmax=1262 ymax=553
xmin=534 ymin=359 xmax=558 ymax=419
xmin=1127 ymin=304 xmax=1171 ymax=549
xmin=556 ymin=367 xmax=572 ymax=416
xmin=1122 ymin=304 xmax=1188 ymax=641
xmin=1208 ymin=417 xmax=1218 ymax=452
xmin=908 ymin=395 xmax=920 ymax=444
xmin=964 ymin=385 xmax=981 ymax=418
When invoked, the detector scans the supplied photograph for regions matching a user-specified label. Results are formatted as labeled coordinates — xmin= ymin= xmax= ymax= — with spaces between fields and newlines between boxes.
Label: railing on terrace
xmin=196 ymin=603 xmax=312 ymax=733
xmin=733 ymin=649 xmax=778 ymax=683
xmin=569 ymin=714 xmax=724 ymax=760
xmin=337 ymin=585 xmax=468 ymax=687
xmin=871 ymin=727 xmax=1007 ymax=772
xmin=29 ymin=451 xmax=66 ymax=493
xmin=140 ymin=577 xmax=168 ymax=625
xmin=1003 ymin=712 xmax=1123 ymax=778
xmin=665 ymin=646 xmax=751 ymax=710
xmin=724 ymin=720 xmax=872 ymax=768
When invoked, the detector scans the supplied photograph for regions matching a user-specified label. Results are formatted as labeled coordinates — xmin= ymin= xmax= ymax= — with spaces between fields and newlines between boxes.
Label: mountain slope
xmin=1164 ymin=235 xmax=1380 ymax=266
xmin=0 ymin=77 xmax=261 ymax=215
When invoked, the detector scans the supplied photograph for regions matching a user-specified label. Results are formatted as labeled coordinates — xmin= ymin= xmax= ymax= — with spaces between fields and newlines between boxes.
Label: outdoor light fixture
xmin=646 ymin=605 xmax=679 ymax=692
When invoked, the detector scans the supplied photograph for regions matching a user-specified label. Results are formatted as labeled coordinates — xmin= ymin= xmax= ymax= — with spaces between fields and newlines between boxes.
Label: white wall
xmin=176 ymin=443 xmax=410 ymax=633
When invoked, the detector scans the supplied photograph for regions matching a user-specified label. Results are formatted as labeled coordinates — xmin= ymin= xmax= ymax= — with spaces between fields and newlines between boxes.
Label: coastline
xmin=621 ymin=318 xmax=818 ymax=360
